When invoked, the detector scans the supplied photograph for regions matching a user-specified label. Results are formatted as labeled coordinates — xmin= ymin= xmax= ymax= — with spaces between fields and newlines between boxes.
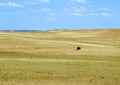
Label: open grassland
xmin=0 ymin=29 xmax=120 ymax=85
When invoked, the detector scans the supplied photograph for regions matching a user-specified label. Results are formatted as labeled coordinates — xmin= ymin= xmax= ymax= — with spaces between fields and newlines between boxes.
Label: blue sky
xmin=0 ymin=0 xmax=120 ymax=30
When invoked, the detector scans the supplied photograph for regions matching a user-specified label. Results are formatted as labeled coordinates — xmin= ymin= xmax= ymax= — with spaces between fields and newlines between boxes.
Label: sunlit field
xmin=0 ymin=29 xmax=120 ymax=85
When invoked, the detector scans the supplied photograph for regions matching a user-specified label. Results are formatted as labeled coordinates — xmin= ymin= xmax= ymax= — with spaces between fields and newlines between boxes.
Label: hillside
xmin=0 ymin=29 xmax=120 ymax=85
xmin=0 ymin=29 xmax=120 ymax=58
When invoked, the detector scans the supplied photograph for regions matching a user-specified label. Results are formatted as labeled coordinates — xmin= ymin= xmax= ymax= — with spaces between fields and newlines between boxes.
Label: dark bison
xmin=76 ymin=47 xmax=81 ymax=50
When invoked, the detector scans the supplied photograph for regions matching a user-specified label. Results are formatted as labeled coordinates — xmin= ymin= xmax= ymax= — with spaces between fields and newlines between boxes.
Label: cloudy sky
xmin=0 ymin=0 xmax=120 ymax=30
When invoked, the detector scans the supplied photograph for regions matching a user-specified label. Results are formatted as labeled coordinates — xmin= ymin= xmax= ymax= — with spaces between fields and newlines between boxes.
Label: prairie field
xmin=0 ymin=29 xmax=120 ymax=85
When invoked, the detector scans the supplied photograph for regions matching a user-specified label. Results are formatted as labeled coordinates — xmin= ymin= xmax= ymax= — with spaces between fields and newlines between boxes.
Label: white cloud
xmin=25 ymin=0 xmax=50 ymax=4
xmin=71 ymin=12 xmax=82 ymax=16
xmin=72 ymin=7 xmax=86 ymax=12
xmin=71 ymin=0 xmax=86 ymax=3
xmin=41 ymin=8 xmax=51 ymax=12
xmin=101 ymin=12 xmax=112 ymax=17
xmin=43 ymin=0 xmax=50 ymax=3
xmin=86 ymin=12 xmax=98 ymax=16
xmin=85 ymin=11 xmax=112 ymax=17
xmin=62 ymin=7 xmax=86 ymax=16
xmin=100 ymin=8 xmax=109 ymax=11
xmin=62 ymin=6 xmax=113 ymax=17
xmin=41 ymin=8 xmax=54 ymax=15
xmin=99 ymin=8 xmax=112 ymax=17
xmin=0 ymin=2 xmax=24 ymax=7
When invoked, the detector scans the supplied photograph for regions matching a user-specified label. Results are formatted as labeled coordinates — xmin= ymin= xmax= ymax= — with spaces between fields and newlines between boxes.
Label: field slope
xmin=0 ymin=29 xmax=120 ymax=85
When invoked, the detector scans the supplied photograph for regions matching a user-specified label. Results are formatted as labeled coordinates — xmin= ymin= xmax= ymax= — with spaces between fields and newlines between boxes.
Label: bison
xmin=76 ymin=47 xmax=81 ymax=50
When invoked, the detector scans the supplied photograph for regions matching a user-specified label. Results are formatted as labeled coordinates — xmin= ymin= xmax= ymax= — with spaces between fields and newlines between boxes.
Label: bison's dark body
xmin=77 ymin=47 xmax=81 ymax=50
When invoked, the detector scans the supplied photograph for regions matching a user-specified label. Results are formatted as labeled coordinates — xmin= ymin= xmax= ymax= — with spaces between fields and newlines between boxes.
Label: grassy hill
xmin=0 ymin=29 xmax=120 ymax=85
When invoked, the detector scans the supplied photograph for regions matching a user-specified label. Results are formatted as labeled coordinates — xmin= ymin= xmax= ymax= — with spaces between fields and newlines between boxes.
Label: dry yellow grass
xmin=0 ymin=29 xmax=120 ymax=85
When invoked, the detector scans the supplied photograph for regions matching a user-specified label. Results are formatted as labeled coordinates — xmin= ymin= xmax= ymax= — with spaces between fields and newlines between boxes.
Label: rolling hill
xmin=0 ymin=29 xmax=120 ymax=85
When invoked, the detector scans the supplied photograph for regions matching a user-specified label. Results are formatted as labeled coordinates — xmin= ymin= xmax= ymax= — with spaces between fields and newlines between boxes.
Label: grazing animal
xmin=77 ymin=47 xmax=81 ymax=50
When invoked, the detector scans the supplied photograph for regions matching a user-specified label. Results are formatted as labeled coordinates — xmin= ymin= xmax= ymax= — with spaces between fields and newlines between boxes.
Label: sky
xmin=0 ymin=0 xmax=120 ymax=30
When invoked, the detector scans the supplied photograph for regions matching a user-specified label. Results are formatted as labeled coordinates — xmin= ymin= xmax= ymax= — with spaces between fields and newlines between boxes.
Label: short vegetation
xmin=0 ymin=29 xmax=120 ymax=85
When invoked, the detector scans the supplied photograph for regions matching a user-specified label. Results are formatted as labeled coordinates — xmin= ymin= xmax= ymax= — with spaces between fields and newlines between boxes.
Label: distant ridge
xmin=0 ymin=30 xmax=39 ymax=32
xmin=0 ymin=28 xmax=119 ymax=32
